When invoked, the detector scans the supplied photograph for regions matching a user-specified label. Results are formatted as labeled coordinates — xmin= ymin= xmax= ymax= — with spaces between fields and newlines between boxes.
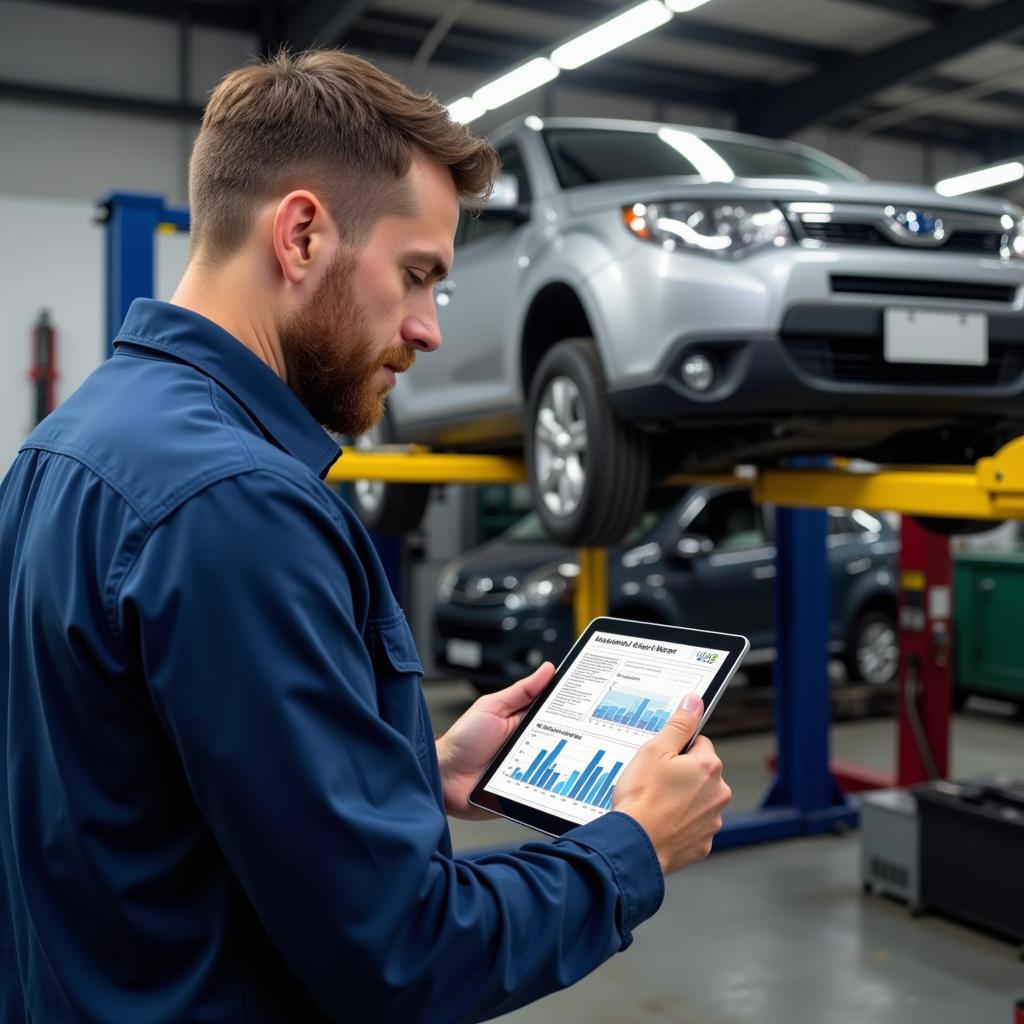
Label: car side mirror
xmin=484 ymin=173 xmax=531 ymax=224
xmin=673 ymin=533 xmax=714 ymax=560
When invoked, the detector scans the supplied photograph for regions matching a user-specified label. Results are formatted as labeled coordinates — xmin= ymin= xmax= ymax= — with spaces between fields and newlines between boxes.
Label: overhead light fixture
xmin=935 ymin=161 xmax=1024 ymax=197
xmin=473 ymin=58 xmax=559 ymax=112
xmin=447 ymin=97 xmax=485 ymax=124
xmin=657 ymin=127 xmax=734 ymax=182
xmin=665 ymin=0 xmax=713 ymax=11
xmin=551 ymin=0 xmax=673 ymax=71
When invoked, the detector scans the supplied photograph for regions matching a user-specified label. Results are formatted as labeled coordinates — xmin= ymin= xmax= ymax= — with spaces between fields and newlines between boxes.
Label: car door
xmin=675 ymin=488 xmax=777 ymax=650
xmin=396 ymin=143 xmax=534 ymax=437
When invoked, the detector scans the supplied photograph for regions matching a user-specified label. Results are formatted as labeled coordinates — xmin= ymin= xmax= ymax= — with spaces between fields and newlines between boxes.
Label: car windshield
xmin=505 ymin=489 xmax=683 ymax=545
xmin=542 ymin=127 xmax=860 ymax=188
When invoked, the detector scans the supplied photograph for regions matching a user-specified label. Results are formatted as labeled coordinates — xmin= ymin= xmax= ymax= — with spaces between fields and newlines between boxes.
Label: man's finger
xmin=650 ymin=692 xmax=704 ymax=753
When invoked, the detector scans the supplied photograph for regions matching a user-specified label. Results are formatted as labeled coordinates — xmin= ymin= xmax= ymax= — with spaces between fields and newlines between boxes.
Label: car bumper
xmin=608 ymin=303 xmax=1024 ymax=427
xmin=433 ymin=603 xmax=574 ymax=687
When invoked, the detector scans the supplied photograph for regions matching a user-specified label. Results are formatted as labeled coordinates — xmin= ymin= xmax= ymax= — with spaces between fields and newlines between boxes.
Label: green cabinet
xmin=954 ymin=553 xmax=1024 ymax=705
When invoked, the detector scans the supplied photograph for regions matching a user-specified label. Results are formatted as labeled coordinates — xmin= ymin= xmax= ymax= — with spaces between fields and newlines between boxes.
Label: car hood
xmin=563 ymin=176 xmax=1024 ymax=219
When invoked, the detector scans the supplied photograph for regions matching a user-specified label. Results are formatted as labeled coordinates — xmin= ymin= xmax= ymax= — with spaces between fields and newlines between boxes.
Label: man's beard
xmin=280 ymin=253 xmax=416 ymax=437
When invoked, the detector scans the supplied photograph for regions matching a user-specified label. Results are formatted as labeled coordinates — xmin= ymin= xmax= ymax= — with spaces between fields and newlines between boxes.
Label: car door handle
xmin=751 ymin=565 xmax=776 ymax=580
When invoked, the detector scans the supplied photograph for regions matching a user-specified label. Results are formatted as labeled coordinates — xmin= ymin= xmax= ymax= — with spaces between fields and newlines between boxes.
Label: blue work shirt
xmin=0 ymin=299 xmax=664 ymax=1023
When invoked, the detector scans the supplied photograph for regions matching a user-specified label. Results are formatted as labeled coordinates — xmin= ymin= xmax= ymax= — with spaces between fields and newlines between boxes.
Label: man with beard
xmin=0 ymin=50 xmax=731 ymax=1023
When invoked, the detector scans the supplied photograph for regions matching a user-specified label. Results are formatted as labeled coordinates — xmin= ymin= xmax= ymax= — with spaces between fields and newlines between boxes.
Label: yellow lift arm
xmin=327 ymin=436 xmax=1024 ymax=635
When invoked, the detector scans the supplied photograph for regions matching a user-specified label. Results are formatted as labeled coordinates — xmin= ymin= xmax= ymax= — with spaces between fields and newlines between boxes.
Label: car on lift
xmin=433 ymin=485 xmax=899 ymax=693
xmin=353 ymin=116 xmax=1024 ymax=547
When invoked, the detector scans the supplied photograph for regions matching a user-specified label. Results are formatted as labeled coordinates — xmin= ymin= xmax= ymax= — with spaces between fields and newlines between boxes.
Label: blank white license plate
xmin=883 ymin=308 xmax=988 ymax=366
xmin=446 ymin=639 xmax=483 ymax=668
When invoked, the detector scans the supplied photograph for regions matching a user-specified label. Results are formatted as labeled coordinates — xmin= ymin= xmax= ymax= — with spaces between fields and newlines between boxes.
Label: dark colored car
xmin=434 ymin=485 xmax=899 ymax=692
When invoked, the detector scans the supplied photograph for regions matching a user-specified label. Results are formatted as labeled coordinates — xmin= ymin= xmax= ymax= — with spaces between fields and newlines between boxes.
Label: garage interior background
xmin=7 ymin=0 xmax=1024 ymax=658
xmin=5 ymin=2 xmax=1024 ymax=1021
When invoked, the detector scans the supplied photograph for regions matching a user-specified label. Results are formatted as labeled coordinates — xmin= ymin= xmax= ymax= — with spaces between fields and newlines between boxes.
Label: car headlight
xmin=1005 ymin=216 xmax=1024 ymax=259
xmin=623 ymin=200 xmax=791 ymax=258
xmin=437 ymin=563 xmax=461 ymax=602
xmin=507 ymin=562 xmax=577 ymax=609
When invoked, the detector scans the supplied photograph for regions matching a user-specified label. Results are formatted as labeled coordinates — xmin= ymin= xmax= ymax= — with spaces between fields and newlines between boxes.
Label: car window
xmin=686 ymin=490 xmax=768 ymax=553
xmin=457 ymin=144 xmax=531 ymax=248
xmin=541 ymin=128 xmax=859 ymax=188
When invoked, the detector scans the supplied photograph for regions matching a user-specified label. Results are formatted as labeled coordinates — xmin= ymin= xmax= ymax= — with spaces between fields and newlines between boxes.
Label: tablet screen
xmin=480 ymin=626 xmax=736 ymax=828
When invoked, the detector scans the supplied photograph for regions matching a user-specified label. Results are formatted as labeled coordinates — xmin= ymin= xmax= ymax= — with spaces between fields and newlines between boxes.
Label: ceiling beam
xmin=839 ymin=0 xmax=959 ymax=19
xmin=285 ymin=0 xmax=374 ymax=48
xmin=0 ymin=79 xmax=203 ymax=122
xmin=739 ymin=0 xmax=1024 ymax=138
xmin=349 ymin=12 xmax=753 ymax=95
xmin=34 ymin=0 xmax=263 ymax=32
xmin=479 ymin=0 xmax=844 ymax=65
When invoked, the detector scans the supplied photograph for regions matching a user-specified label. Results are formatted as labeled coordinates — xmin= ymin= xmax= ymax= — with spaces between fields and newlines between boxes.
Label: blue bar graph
xmin=593 ymin=686 xmax=674 ymax=734
xmin=506 ymin=741 xmax=621 ymax=809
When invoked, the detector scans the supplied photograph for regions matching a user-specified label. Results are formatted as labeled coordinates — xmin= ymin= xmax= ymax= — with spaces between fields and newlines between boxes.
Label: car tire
xmin=844 ymin=608 xmax=899 ymax=686
xmin=348 ymin=419 xmax=431 ymax=535
xmin=526 ymin=339 xmax=650 ymax=546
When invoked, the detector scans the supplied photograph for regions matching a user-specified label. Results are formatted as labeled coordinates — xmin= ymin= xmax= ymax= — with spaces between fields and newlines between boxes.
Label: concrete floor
xmin=424 ymin=679 xmax=1024 ymax=1024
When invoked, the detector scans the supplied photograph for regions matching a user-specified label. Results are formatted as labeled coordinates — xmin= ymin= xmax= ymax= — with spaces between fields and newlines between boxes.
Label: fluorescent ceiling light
xmin=935 ymin=161 xmax=1024 ymax=197
xmin=551 ymin=1 xmax=673 ymax=71
xmin=447 ymin=97 xmax=485 ymax=124
xmin=665 ymin=0 xmax=713 ymax=11
xmin=473 ymin=58 xmax=559 ymax=111
xmin=657 ymin=127 xmax=734 ymax=182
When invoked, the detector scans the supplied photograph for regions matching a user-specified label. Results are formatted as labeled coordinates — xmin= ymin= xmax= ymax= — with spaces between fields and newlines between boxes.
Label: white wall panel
xmin=0 ymin=196 xmax=104 ymax=471
xmin=0 ymin=0 xmax=180 ymax=101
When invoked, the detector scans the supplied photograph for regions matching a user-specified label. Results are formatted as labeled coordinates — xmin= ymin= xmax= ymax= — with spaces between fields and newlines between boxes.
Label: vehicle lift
xmin=101 ymin=190 xmax=1018 ymax=849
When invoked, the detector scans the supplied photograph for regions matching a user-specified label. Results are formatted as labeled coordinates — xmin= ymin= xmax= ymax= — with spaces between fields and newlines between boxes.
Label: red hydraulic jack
xmin=29 ymin=310 xmax=58 ymax=427
xmin=831 ymin=515 xmax=951 ymax=792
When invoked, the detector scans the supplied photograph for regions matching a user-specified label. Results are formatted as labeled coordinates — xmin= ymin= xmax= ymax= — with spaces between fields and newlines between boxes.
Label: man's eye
xmin=407 ymin=271 xmax=425 ymax=287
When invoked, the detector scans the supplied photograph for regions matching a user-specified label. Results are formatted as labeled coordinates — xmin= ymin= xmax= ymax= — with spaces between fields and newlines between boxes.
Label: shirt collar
xmin=114 ymin=298 xmax=341 ymax=479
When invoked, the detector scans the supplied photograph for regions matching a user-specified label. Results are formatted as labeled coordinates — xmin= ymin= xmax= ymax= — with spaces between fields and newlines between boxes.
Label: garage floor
xmin=424 ymin=681 xmax=1024 ymax=1024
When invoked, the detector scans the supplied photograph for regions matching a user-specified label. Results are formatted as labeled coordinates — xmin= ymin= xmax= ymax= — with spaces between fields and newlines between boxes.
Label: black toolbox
xmin=914 ymin=775 xmax=1024 ymax=946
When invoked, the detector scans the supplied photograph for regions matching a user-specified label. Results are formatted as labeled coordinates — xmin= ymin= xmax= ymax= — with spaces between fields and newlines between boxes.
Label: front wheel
xmin=526 ymin=339 xmax=650 ymax=546
xmin=844 ymin=609 xmax=899 ymax=686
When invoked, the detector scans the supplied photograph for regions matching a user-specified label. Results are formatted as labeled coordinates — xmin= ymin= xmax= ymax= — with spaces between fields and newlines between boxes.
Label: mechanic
xmin=0 ymin=49 xmax=731 ymax=1023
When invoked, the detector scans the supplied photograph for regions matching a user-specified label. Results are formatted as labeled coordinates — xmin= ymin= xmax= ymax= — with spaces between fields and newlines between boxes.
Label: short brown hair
xmin=188 ymin=49 xmax=500 ymax=260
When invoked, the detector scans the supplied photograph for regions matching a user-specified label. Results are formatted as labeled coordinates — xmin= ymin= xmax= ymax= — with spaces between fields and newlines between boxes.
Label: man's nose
xmin=401 ymin=311 xmax=442 ymax=353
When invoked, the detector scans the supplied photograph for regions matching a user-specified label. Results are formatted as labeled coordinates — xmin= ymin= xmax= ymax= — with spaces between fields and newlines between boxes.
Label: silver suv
xmin=358 ymin=117 xmax=1024 ymax=546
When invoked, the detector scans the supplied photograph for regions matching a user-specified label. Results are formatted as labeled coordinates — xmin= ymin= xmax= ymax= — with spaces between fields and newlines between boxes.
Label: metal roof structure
xmin=7 ymin=0 xmax=1024 ymax=162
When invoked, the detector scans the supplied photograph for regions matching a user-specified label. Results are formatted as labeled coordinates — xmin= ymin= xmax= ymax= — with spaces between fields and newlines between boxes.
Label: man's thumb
xmin=655 ymin=692 xmax=704 ymax=752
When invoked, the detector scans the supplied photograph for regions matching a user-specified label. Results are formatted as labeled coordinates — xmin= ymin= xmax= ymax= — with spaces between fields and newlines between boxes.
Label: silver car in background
xmin=356 ymin=117 xmax=1024 ymax=546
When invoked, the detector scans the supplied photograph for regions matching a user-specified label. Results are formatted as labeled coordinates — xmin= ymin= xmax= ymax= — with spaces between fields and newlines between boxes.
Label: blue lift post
xmin=716 ymin=506 xmax=857 ymax=849
xmin=102 ymin=190 xmax=857 ymax=849
xmin=99 ymin=192 xmax=189 ymax=356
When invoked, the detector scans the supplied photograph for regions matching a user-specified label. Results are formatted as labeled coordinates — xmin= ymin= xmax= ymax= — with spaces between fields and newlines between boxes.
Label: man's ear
xmin=271 ymin=190 xmax=336 ymax=286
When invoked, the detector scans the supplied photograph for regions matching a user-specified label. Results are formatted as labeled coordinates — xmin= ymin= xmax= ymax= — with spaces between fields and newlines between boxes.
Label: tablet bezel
xmin=468 ymin=616 xmax=749 ymax=836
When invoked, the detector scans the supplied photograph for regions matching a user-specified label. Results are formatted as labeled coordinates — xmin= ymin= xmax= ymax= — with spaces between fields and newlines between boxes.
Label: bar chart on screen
xmin=592 ymin=683 xmax=674 ymax=734
xmin=505 ymin=733 xmax=628 ymax=811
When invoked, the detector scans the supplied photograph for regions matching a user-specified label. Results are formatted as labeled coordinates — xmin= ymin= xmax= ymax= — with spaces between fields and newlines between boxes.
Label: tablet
xmin=469 ymin=617 xmax=749 ymax=836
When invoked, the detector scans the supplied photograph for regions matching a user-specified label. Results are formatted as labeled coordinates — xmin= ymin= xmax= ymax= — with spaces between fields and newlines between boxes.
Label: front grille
xmin=802 ymin=222 xmax=886 ymax=246
xmin=784 ymin=337 xmax=1024 ymax=387
xmin=947 ymin=230 xmax=1005 ymax=255
xmin=801 ymin=221 xmax=1005 ymax=256
xmin=831 ymin=275 xmax=1016 ymax=303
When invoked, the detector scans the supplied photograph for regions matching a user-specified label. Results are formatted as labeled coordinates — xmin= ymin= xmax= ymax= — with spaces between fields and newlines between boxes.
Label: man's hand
xmin=436 ymin=662 xmax=555 ymax=819
xmin=612 ymin=694 xmax=732 ymax=875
